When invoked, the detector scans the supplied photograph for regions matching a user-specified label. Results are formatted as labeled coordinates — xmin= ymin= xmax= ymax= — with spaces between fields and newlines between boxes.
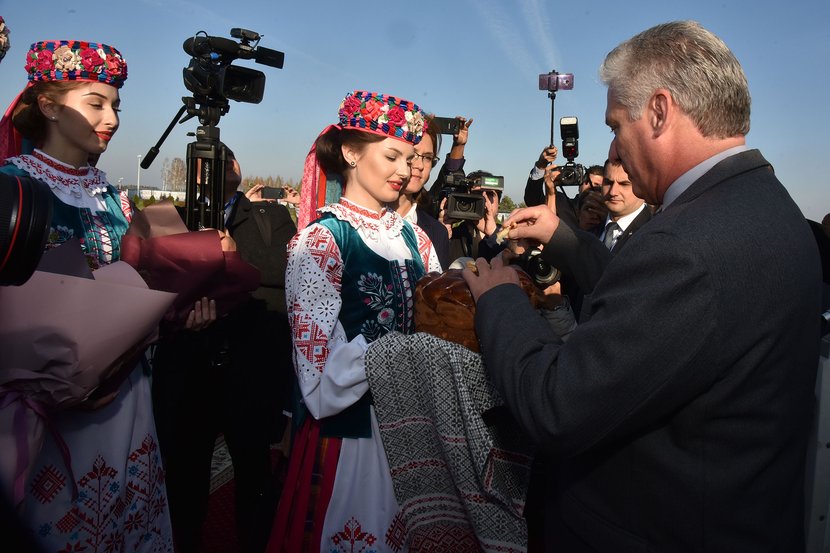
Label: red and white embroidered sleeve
xmin=413 ymin=224 xmax=442 ymax=273
xmin=285 ymin=224 xmax=344 ymax=384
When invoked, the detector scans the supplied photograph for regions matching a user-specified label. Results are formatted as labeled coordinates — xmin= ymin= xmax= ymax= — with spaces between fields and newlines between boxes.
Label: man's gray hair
xmin=599 ymin=20 xmax=750 ymax=138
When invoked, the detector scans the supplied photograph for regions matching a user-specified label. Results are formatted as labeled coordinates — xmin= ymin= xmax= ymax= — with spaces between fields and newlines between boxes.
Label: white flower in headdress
xmin=53 ymin=45 xmax=81 ymax=72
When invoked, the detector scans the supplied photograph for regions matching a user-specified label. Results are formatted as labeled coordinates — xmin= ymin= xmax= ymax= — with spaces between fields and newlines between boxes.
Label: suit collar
xmin=663 ymin=149 xmax=770 ymax=212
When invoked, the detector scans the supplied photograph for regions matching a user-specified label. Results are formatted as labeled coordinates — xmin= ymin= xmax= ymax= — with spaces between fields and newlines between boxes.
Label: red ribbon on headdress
xmin=0 ymin=85 xmax=28 ymax=160
xmin=298 ymin=124 xmax=339 ymax=230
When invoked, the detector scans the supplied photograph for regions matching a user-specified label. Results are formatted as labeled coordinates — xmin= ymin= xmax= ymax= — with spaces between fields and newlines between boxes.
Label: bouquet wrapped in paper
xmin=119 ymin=199 xmax=260 ymax=331
xmin=0 ymin=244 xmax=177 ymax=506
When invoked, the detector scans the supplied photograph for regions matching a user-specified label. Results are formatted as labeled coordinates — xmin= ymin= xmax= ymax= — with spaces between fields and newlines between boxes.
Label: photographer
xmin=523 ymin=144 xmax=579 ymax=229
xmin=426 ymin=117 xmax=507 ymax=263
xmin=152 ymin=148 xmax=296 ymax=553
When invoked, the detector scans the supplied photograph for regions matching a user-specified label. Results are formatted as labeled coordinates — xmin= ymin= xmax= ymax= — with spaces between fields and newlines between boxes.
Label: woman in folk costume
xmin=0 ymin=41 xmax=174 ymax=551
xmin=268 ymin=91 xmax=441 ymax=552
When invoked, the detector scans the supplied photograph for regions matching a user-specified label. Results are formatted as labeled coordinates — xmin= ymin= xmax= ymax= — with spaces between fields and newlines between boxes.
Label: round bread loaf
xmin=414 ymin=268 xmax=543 ymax=352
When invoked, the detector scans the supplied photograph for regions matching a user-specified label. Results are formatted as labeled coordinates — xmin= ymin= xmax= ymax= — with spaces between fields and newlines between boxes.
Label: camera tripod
xmin=141 ymin=95 xmax=231 ymax=231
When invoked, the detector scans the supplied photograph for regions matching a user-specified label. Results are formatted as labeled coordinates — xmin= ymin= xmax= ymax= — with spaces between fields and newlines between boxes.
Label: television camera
xmin=440 ymin=172 xmax=504 ymax=221
xmin=141 ymin=28 xmax=284 ymax=231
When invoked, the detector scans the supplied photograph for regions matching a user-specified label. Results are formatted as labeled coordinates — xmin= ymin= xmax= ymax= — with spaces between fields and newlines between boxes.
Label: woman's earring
xmin=349 ymin=160 xmax=356 ymax=167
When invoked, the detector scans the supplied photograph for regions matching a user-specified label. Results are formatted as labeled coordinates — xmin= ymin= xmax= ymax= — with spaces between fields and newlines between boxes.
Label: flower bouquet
xmin=0 ymin=241 xmax=177 ymax=506
xmin=119 ymin=199 xmax=260 ymax=332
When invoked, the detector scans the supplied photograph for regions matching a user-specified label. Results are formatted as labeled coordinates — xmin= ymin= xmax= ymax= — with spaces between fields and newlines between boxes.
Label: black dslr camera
xmin=512 ymin=247 xmax=561 ymax=288
xmin=558 ymin=116 xmax=585 ymax=187
xmin=440 ymin=172 xmax=504 ymax=221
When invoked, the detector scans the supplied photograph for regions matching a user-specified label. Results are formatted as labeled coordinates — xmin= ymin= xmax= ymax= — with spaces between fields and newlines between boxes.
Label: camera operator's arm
xmin=524 ymin=146 xmax=558 ymax=206
xmin=428 ymin=117 xmax=473 ymax=207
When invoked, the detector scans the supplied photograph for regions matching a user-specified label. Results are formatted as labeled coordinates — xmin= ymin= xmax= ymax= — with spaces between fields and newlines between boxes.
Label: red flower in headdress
xmin=387 ymin=106 xmax=406 ymax=127
xmin=340 ymin=95 xmax=361 ymax=118
xmin=361 ymin=99 xmax=383 ymax=121
xmin=34 ymin=49 xmax=53 ymax=73
xmin=79 ymin=47 xmax=104 ymax=72
xmin=105 ymin=54 xmax=125 ymax=78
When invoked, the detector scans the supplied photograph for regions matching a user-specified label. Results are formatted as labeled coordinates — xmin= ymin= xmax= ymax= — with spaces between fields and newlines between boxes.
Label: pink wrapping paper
xmin=0 ymin=261 xmax=176 ymax=506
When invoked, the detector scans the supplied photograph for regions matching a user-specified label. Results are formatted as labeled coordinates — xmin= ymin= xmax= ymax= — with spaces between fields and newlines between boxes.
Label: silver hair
xmin=599 ymin=20 xmax=750 ymax=138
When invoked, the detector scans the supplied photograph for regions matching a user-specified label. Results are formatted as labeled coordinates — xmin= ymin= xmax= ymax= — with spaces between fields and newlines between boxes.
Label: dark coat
xmin=226 ymin=195 xmax=297 ymax=316
xmin=475 ymin=150 xmax=822 ymax=552
xmin=414 ymin=207 xmax=451 ymax=270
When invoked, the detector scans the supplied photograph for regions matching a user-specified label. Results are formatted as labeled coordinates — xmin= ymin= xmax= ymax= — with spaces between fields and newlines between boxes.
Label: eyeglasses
xmin=412 ymin=152 xmax=440 ymax=165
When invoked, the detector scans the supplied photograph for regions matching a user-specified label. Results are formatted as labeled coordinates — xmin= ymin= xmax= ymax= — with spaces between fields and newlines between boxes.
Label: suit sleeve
xmin=524 ymin=174 xmax=545 ymax=207
xmin=475 ymin=229 xmax=720 ymax=457
xmin=542 ymin=219 xmax=612 ymax=294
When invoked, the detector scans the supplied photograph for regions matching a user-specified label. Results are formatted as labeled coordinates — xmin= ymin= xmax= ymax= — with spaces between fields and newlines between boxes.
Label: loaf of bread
xmin=414 ymin=268 xmax=543 ymax=352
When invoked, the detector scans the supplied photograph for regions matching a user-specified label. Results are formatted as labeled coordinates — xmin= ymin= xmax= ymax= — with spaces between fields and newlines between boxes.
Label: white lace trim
xmin=318 ymin=198 xmax=405 ymax=242
xmin=7 ymin=150 xmax=111 ymax=211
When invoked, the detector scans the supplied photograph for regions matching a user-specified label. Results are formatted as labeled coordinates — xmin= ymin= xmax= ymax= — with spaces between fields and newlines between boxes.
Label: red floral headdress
xmin=338 ymin=90 xmax=426 ymax=145
xmin=25 ymin=40 xmax=128 ymax=88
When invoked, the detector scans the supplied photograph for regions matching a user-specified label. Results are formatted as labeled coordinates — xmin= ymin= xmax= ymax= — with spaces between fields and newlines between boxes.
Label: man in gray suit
xmin=463 ymin=21 xmax=821 ymax=552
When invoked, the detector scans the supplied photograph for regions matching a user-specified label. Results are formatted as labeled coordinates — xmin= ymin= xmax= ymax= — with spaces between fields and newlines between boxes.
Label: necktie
xmin=603 ymin=221 xmax=620 ymax=250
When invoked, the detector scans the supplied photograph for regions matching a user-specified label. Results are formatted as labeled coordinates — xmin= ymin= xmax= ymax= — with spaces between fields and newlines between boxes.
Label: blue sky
xmin=1 ymin=0 xmax=828 ymax=221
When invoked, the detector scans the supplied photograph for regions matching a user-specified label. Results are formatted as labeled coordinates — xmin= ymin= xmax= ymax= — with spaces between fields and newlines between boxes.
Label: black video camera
xmin=511 ymin=248 xmax=561 ymax=288
xmin=183 ymin=28 xmax=284 ymax=105
xmin=558 ymin=116 xmax=585 ymax=187
xmin=440 ymin=172 xmax=504 ymax=221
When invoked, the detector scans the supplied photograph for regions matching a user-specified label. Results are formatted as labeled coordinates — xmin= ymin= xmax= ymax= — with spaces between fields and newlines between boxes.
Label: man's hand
xmin=218 ymin=229 xmax=237 ymax=252
xmin=502 ymin=205 xmax=561 ymax=246
xmin=185 ymin=297 xmax=217 ymax=331
xmin=462 ymin=254 xmax=521 ymax=303
xmin=245 ymin=183 xmax=268 ymax=202
xmin=535 ymin=146 xmax=558 ymax=169
xmin=452 ymin=117 xmax=474 ymax=147
xmin=577 ymin=189 xmax=607 ymax=230
xmin=477 ymin=190 xmax=499 ymax=235
xmin=282 ymin=186 xmax=300 ymax=205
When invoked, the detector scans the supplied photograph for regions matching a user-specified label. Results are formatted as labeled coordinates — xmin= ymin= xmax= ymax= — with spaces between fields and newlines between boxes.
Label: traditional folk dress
xmin=269 ymin=198 xmax=441 ymax=553
xmin=1 ymin=150 xmax=174 ymax=553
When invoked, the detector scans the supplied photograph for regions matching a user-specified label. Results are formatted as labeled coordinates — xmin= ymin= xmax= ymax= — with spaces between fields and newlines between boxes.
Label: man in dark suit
xmin=463 ymin=21 xmax=821 ymax=552
xmin=152 ymin=150 xmax=296 ymax=553
xmin=598 ymin=159 xmax=651 ymax=252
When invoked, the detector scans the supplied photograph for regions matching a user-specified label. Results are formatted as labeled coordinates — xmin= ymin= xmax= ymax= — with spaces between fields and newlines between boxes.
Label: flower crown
xmin=338 ymin=90 xmax=426 ymax=145
xmin=24 ymin=40 xmax=128 ymax=88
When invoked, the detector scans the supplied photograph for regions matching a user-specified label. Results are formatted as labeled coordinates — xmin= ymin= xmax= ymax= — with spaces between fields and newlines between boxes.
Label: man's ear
xmin=647 ymin=89 xmax=673 ymax=137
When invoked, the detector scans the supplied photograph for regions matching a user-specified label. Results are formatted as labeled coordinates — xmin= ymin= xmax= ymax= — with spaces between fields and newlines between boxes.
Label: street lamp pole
xmin=136 ymin=154 xmax=142 ymax=197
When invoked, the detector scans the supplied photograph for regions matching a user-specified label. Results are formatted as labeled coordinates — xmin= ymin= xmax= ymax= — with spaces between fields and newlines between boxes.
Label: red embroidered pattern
xmin=385 ymin=511 xmax=406 ymax=551
xmin=330 ymin=517 xmax=378 ymax=552
xmin=30 ymin=464 xmax=67 ymax=504
xmin=39 ymin=434 xmax=170 ymax=552
xmin=306 ymin=226 xmax=344 ymax=286
xmin=293 ymin=307 xmax=330 ymax=369
xmin=32 ymin=150 xmax=90 ymax=176
xmin=8 ymin=152 xmax=110 ymax=197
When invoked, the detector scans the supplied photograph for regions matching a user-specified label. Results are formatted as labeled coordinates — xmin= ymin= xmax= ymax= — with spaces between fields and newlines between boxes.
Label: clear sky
xmin=1 ymin=0 xmax=828 ymax=221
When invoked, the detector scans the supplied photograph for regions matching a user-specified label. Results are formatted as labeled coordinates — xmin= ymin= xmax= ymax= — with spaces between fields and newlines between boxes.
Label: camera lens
xmin=0 ymin=174 xmax=53 ymax=286
xmin=527 ymin=250 xmax=561 ymax=286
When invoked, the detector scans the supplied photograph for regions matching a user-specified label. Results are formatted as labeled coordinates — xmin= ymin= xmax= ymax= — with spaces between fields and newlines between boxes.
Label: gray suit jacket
xmin=476 ymin=150 xmax=822 ymax=552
